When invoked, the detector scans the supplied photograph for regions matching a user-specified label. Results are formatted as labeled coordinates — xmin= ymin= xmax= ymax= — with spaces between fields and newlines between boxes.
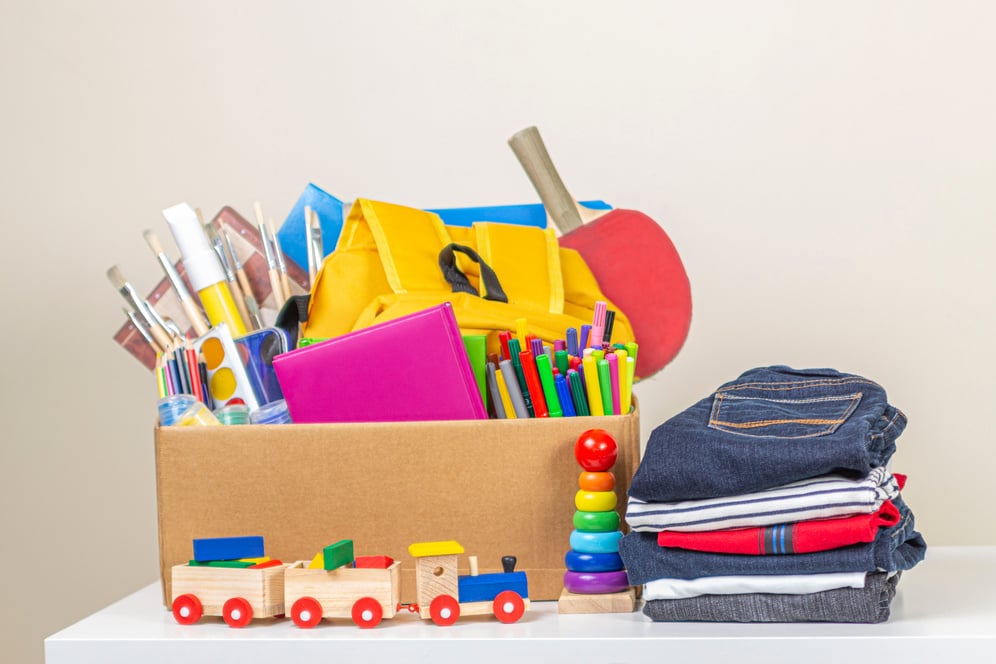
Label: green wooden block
xmin=323 ymin=539 xmax=355 ymax=570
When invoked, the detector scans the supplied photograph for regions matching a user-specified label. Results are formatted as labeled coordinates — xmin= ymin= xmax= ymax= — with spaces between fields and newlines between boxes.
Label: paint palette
xmin=195 ymin=323 xmax=260 ymax=412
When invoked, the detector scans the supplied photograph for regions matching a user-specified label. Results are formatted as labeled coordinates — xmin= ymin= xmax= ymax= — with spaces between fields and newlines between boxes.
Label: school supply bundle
xmin=299 ymin=198 xmax=636 ymax=360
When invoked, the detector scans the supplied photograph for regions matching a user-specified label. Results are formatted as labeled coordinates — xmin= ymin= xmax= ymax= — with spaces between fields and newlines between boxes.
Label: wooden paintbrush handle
xmin=508 ymin=126 xmax=584 ymax=232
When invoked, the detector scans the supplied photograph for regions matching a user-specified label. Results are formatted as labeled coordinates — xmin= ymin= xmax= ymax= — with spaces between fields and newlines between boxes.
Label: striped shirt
xmin=626 ymin=467 xmax=899 ymax=533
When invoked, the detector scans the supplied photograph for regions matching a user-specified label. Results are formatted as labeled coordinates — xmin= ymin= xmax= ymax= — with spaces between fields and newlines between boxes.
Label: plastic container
xmin=251 ymin=399 xmax=293 ymax=424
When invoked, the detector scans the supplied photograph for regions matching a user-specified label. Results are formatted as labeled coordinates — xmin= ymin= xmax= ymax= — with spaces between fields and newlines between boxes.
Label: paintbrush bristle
xmin=106 ymin=265 xmax=128 ymax=290
xmin=143 ymin=229 xmax=165 ymax=255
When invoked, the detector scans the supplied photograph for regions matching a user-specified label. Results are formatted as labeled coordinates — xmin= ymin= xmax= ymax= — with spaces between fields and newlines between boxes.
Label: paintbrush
xmin=270 ymin=217 xmax=293 ymax=302
xmin=253 ymin=201 xmax=287 ymax=308
xmin=106 ymin=265 xmax=173 ymax=351
xmin=224 ymin=229 xmax=263 ymax=330
xmin=305 ymin=205 xmax=324 ymax=287
xmin=142 ymin=229 xmax=210 ymax=336
xmin=124 ymin=307 xmax=162 ymax=354
xmin=203 ymin=222 xmax=253 ymax=331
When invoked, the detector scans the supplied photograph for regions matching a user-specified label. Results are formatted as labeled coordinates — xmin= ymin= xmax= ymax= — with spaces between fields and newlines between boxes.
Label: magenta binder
xmin=272 ymin=303 xmax=488 ymax=423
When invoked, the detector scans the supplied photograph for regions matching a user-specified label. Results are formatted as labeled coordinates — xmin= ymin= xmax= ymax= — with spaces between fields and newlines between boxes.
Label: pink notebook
xmin=273 ymin=303 xmax=488 ymax=423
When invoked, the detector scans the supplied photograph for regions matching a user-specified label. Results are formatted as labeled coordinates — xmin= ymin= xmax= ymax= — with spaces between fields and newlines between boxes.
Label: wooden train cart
xmin=409 ymin=540 xmax=530 ymax=626
xmin=170 ymin=562 xmax=288 ymax=628
xmin=284 ymin=558 xmax=403 ymax=628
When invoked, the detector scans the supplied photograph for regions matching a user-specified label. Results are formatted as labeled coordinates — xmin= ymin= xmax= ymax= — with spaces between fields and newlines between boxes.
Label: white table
xmin=45 ymin=546 xmax=996 ymax=663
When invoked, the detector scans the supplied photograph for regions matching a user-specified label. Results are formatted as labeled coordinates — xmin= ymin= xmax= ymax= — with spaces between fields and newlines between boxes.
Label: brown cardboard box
xmin=155 ymin=402 xmax=639 ymax=606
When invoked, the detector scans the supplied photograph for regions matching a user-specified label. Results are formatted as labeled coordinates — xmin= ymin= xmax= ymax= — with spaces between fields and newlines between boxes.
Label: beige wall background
xmin=2 ymin=1 xmax=994 ymax=661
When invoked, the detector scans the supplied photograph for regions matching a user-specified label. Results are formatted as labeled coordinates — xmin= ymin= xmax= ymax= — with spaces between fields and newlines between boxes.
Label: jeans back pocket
xmin=708 ymin=392 xmax=863 ymax=439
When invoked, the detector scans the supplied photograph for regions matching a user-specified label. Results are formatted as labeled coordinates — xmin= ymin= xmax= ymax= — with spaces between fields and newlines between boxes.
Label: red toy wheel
xmin=291 ymin=596 xmax=323 ymax=628
xmin=351 ymin=596 xmax=384 ymax=628
xmin=429 ymin=594 xmax=460 ymax=626
xmin=222 ymin=597 xmax=254 ymax=628
xmin=492 ymin=590 xmax=526 ymax=624
xmin=171 ymin=593 xmax=203 ymax=625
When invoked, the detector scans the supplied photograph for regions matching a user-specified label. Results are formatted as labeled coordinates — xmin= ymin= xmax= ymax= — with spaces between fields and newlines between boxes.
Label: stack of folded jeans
xmin=620 ymin=366 xmax=926 ymax=623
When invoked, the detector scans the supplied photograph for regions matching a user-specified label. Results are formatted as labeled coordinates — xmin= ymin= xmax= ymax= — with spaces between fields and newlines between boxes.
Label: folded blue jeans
xmin=629 ymin=366 xmax=907 ymax=502
xmin=620 ymin=495 xmax=925 ymax=585
xmin=642 ymin=572 xmax=900 ymax=623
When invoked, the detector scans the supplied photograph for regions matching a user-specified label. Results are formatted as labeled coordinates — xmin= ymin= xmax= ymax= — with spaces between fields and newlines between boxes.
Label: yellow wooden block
xmin=408 ymin=540 xmax=464 ymax=558
xmin=239 ymin=556 xmax=270 ymax=565
xmin=307 ymin=551 xmax=324 ymax=569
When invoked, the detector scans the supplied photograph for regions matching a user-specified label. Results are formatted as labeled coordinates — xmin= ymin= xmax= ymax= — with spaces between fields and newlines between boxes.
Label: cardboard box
xmin=155 ymin=402 xmax=640 ymax=606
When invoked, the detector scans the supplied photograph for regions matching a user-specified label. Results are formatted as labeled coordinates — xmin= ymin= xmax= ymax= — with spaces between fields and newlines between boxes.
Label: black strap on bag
xmin=274 ymin=294 xmax=311 ymax=347
xmin=438 ymin=243 xmax=509 ymax=303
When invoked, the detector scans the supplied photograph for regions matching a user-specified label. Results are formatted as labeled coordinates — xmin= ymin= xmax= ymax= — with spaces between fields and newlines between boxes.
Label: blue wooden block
xmin=192 ymin=536 xmax=264 ymax=562
xmin=457 ymin=571 xmax=529 ymax=603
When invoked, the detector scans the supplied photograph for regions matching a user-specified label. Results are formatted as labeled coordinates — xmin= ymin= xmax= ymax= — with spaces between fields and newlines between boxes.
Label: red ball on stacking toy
xmin=574 ymin=429 xmax=618 ymax=472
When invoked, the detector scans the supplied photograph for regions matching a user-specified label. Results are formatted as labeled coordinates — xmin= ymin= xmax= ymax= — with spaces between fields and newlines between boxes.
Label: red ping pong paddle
xmin=508 ymin=127 xmax=691 ymax=378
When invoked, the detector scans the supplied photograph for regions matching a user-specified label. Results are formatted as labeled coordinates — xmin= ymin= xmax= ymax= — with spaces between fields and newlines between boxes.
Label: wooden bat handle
xmin=508 ymin=126 xmax=584 ymax=232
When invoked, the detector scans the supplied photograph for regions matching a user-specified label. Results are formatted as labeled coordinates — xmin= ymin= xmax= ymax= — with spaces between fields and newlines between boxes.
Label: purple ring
xmin=563 ymin=570 xmax=629 ymax=594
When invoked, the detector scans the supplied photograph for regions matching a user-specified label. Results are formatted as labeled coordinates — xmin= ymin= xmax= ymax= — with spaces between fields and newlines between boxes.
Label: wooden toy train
xmin=170 ymin=537 xmax=529 ymax=628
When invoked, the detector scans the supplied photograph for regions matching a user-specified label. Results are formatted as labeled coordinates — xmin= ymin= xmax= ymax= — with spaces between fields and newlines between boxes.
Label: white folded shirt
xmin=626 ymin=467 xmax=899 ymax=533
xmin=643 ymin=572 xmax=868 ymax=600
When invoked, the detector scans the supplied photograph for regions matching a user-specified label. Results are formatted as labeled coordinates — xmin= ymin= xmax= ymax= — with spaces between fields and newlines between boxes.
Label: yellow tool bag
xmin=300 ymin=198 xmax=633 ymax=355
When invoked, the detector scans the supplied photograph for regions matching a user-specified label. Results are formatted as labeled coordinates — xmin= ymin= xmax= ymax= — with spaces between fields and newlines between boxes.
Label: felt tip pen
xmin=591 ymin=300 xmax=607 ymax=349
xmin=498 ymin=330 xmax=513 ymax=361
xmin=597 ymin=358 xmax=614 ymax=416
xmin=607 ymin=352 xmax=621 ymax=415
xmin=555 ymin=373 xmax=576 ymax=417
xmin=555 ymin=349 xmax=569 ymax=377
xmin=623 ymin=355 xmax=635 ymax=414
xmin=580 ymin=324 xmax=591 ymax=350
xmin=582 ymin=355 xmax=604 ymax=417
xmin=507 ymin=338 xmax=535 ymax=417
xmin=519 ymin=349 xmax=548 ymax=417
xmin=485 ymin=363 xmax=507 ymax=419
xmin=566 ymin=327 xmax=579 ymax=357
xmin=515 ymin=317 xmax=529 ymax=342
xmin=499 ymin=359 xmax=529 ymax=419
xmin=568 ymin=369 xmax=590 ymax=417
xmin=494 ymin=364 xmax=518 ymax=419
xmin=535 ymin=353 xmax=562 ymax=417
xmin=162 ymin=202 xmax=248 ymax=336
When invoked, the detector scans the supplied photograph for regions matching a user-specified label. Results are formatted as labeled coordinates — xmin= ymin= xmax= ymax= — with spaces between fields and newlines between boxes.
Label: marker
xmin=566 ymin=327 xmax=579 ymax=357
xmin=607 ymin=352 xmax=621 ymax=415
xmin=597 ymin=358 xmax=614 ymax=416
xmin=519 ymin=349 xmax=548 ymax=417
xmin=591 ymin=300 xmax=607 ymax=349
xmin=625 ymin=341 xmax=639 ymax=366
xmin=494 ymin=365 xmax=517 ymax=419
xmin=568 ymin=369 xmax=590 ymax=417
xmin=580 ymin=324 xmax=591 ymax=351
xmin=515 ymin=317 xmax=529 ymax=342
xmin=581 ymin=355 xmax=603 ymax=417
xmin=535 ymin=353 xmax=562 ymax=417
xmin=507 ymin=338 xmax=534 ymax=417
xmin=498 ymin=330 xmax=513 ymax=361
xmin=530 ymin=337 xmax=544 ymax=360
xmin=555 ymin=373 xmax=576 ymax=417
xmin=603 ymin=310 xmax=615 ymax=345
xmin=499 ymin=359 xmax=529 ymax=418
xmin=554 ymin=349 xmax=569 ymax=377
xmin=485 ymin=363 xmax=506 ymax=419
xmin=623 ymin=355 xmax=635 ymax=414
